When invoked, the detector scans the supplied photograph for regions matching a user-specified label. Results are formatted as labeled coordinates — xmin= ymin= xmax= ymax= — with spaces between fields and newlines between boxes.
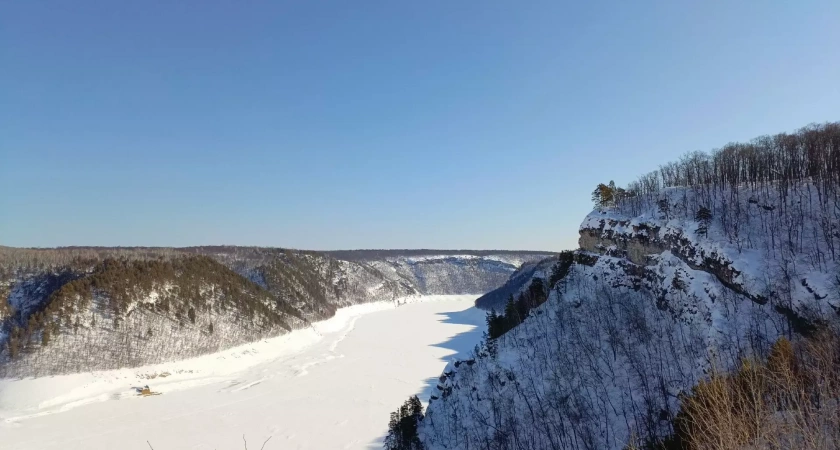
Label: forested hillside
xmin=389 ymin=122 xmax=840 ymax=450
xmin=0 ymin=247 xmax=550 ymax=377
xmin=474 ymin=258 xmax=557 ymax=311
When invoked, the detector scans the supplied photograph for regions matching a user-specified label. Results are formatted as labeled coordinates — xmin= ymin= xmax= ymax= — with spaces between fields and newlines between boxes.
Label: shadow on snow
xmin=366 ymin=302 xmax=487 ymax=449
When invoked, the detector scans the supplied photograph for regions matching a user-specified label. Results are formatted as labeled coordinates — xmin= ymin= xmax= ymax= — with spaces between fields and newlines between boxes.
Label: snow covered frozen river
xmin=0 ymin=295 xmax=485 ymax=450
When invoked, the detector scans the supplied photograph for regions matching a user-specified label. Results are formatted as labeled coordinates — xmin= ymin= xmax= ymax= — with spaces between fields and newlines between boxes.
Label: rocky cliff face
xmin=578 ymin=188 xmax=838 ymax=322
xmin=0 ymin=247 xmax=551 ymax=377
xmin=418 ymin=183 xmax=840 ymax=450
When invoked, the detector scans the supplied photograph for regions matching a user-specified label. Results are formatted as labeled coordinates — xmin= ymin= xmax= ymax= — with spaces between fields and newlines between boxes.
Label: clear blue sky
xmin=2 ymin=1 xmax=838 ymax=251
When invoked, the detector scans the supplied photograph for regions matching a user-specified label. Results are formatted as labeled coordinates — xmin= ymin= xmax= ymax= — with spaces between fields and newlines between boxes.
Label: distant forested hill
xmin=0 ymin=246 xmax=552 ymax=377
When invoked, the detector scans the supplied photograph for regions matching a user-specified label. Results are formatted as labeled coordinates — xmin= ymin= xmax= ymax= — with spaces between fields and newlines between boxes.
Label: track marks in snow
xmin=229 ymin=379 xmax=265 ymax=392
xmin=1 ymin=295 xmax=484 ymax=450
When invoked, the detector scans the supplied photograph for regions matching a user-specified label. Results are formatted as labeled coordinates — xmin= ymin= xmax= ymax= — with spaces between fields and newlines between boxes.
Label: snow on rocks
xmin=420 ymin=184 xmax=840 ymax=450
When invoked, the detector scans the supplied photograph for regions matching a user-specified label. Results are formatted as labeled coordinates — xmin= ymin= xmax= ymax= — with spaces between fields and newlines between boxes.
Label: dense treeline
xmin=0 ymin=246 xmax=323 ymax=369
xmin=2 ymin=256 xmax=302 ymax=365
xmin=256 ymin=251 xmax=343 ymax=317
xmin=190 ymin=246 xmax=346 ymax=317
xmin=486 ymin=251 xmax=574 ymax=340
xmin=1 ymin=246 xmax=347 ymax=326
xmin=0 ymin=246 xmax=304 ymax=276
xmin=47 ymin=256 xmax=301 ymax=322
xmin=486 ymin=279 xmax=547 ymax=340
xmin=0 ymin=246 xmax=184 ymax=277
xmin=620 ymin=122 xmax=839 ymax=209
xmin=594 ymin=122 xmax=839 ymax=266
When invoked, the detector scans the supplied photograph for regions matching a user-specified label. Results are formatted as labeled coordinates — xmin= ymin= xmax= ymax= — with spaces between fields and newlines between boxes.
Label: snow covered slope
xmin=0 ymin=248 xmax=549 ymax=377
xmin=418 ymin=182 xmax=840 ymax=449
xmin=190 ymin=247 xmax=552 ymax=317
xmin=0 ymin=257 xmax=306 ymax=378
xmin=367 ymin=255 xmax=528 ymax=296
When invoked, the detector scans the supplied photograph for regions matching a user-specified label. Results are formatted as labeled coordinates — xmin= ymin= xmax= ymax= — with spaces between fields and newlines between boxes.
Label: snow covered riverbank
xmin=0 ymin=295 xmax=485 ymax=450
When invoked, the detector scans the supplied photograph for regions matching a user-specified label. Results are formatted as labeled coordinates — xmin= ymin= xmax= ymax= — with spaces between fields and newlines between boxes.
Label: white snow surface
xmin=0 ymin=295 xmax=486 ymax=450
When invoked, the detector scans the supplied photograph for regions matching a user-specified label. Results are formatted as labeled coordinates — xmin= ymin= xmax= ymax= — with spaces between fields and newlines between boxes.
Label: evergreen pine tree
xmin=695 ymin=206 xmax=713 ymax=237
xmin=384 ymin=395 xmax=425 ymax=450
xmin=591 ymin=185 xmax=604 ymax=207
xmin=486 ymin=310 xmax=500 ymax=339
xmin=549 ymin=251 xmax=575 ymax=289
xmin=528 ymin=277 xmax=547 ymax=307
xmin=515 ymin=293 xmax=529 ymax=323
xmin=504 ymin=295 xmax=520 ymax=329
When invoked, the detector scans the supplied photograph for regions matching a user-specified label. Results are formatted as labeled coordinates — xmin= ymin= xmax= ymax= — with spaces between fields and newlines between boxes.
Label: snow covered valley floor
xmin=0 ymin=295 xmax=485 ymax=450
